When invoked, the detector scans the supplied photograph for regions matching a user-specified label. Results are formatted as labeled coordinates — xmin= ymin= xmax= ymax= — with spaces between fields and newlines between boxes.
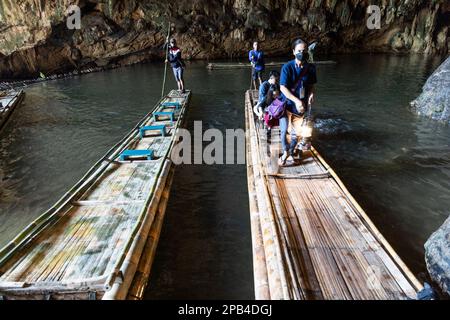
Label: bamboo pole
xmin=250 ymin=103 xmax=303 ymax=299
xmin=206 ymin=61 xmax=336 ymax=70
xmin=246 ymin=91 xmax=285 ymax=298
xmin=246 ymin=90 xmax=291 ymax=299
xmin=161 ymin=22 xmax=171 ymax=99
xmin=126 ymin=167 xmax=175 ymax=300
xmin=305 ymin=179 xmax=395 ymax=299
xmin=252 ymin=91 xmax=306 ymax=299
xmin=102 ymin=160 xmax=172 ymax=300
xmin=296 ymin=181 xmax=369 ymax=299
xmin=245 ymin=96 xmax=271 ymax=300
xmin=35 ymin=209 xmax=96 ymax=282
xmin=267 ymin=172 xmax=331 ymax=179
xmin=0 ymin=90 xmax=191 ymax=299
xmin=0 ymin=94 xmax=167 ymax=269
xmin=102 ymin=91 xmax=190 ymax=299
xmin=311 ymin=147 xmax=422 ymax=294
xmin=243 ymin=88 xmax=420 ymax=300
xmin=103 ymin=93 xmax=190 ymax=295
xmin=127 ymin=92 xmax=192 ymax=299
xmin=274 ymin=179 xmax=324 ymax=299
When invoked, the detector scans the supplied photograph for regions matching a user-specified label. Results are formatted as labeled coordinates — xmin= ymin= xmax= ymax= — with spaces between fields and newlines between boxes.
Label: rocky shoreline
xmin=410 ymin=56 xmax=450 ymax=123
xmin=1 ymin=0 xmax=448 ymax=80
xmin=425 ymin=216 xmax=450 ymax=297
xmin=0 ymin=61 xmax=136 ymax=91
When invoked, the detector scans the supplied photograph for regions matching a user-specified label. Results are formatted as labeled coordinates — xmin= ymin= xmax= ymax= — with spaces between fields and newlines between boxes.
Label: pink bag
xmin=264 ymin=112 xmax=279 ymax=129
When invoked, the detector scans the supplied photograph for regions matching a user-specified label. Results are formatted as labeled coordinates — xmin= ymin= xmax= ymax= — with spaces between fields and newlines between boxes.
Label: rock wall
xmin=425 ymin=216 xmax=450 ymax=296
xmin=0 ymin=0 xmax=449 ymax=79
xmin=411 ymin=56 xmax=450 ymax=123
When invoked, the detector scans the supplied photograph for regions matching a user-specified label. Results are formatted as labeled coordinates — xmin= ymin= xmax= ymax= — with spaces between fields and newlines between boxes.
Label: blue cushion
xmin=162 ymin=101 xmax=181 ymax=109
xmin=120 ymin=149 xmax=154 ymax=161
xmin=139 ymin=125 xmax=166 ymax=138
xmin=154 ymin=111 xmax=175 ymax=122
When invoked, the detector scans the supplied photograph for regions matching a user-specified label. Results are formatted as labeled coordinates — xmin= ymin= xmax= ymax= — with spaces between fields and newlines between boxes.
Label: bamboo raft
xmin=207 ymin=61 xmax=336 ymax=70
xmin=0 ymin=90 xmax=191 ymax=300
xmin=0 ymin=90 xmax=25 ymax=131
xmin=245 ymin=90 xmax=422 ymax=300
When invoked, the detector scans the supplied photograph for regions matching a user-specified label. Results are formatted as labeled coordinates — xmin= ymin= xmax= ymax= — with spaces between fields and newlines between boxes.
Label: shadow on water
xmin=0 ymin=54 xmax=449 ymax=298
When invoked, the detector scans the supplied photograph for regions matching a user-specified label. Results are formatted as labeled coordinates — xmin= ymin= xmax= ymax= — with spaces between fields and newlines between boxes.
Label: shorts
xmin=172 ymin=67 xmax=184 ymax=82
xmin=252 ymin=68 xmax=264 ymax=80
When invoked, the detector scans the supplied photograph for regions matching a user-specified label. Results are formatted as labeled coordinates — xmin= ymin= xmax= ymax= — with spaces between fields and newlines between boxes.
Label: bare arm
xmin=280 ymin=85 xmax=305 ymax=113
xmin=308 ymin=85 xmax=315 ymax=105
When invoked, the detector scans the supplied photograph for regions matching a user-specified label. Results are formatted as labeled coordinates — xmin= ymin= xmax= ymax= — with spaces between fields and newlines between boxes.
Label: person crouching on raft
xmin=279 ymin=38 xmax=317 ymax=166
xmin=254 ymin=70 xmax=280 ymax=120
xmin=166 ymin=38 xmax=186 ymax=94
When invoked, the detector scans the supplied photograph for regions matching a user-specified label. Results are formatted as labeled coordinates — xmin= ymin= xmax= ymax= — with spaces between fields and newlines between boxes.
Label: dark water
xmin=0 ymin=54 xmax=448 ymax=299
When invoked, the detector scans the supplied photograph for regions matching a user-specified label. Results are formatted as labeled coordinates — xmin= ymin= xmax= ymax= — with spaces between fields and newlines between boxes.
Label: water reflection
xmin=0 ymin=54 xmax=448 ymax=298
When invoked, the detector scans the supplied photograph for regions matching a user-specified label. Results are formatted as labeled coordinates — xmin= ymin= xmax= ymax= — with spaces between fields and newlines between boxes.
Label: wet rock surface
xmin=411 ymin=56 xmax=450 ymax=123
xmin=0 ymin=0 xmax=449 ymax=79
xmin=425 ymin=216 xmax=450 ymax=296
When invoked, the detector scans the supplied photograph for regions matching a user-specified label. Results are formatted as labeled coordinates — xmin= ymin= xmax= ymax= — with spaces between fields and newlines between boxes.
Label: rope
xmin=161 ymin=21 xmax=171 ymax=99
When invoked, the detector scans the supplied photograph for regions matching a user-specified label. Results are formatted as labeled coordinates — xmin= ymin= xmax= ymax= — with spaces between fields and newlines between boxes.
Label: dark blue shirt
xmin=249 ymin=50 xmax=265 ymax=72
xmin=280 ymin=60 xmax=317 ymax=112
xmin=258 ymin=80 xmax=271 ymax=104
xmin=168 ymin=46 xmax=183 ymax=69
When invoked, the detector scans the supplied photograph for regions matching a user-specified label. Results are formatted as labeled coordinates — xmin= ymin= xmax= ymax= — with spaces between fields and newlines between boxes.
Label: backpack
xmin=267 ymin=98 xmax=286 ymax=120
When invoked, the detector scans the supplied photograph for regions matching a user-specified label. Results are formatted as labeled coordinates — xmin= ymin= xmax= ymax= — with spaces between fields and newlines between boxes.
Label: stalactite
xmin=0 ymin=0 xmax=448 ymax=79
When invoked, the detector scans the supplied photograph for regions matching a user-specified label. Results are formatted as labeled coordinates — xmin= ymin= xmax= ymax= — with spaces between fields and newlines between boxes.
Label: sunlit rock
xmin=425 ymin=216 xmax=450 ymax=296
xmin=410 ymin=56 xmax=450 ymax=123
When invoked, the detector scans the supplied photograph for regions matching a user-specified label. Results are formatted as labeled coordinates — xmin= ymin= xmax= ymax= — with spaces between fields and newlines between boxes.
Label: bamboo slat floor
xmin=0 ymin=90 xmax=25 ymax=131
xmin=245 ymin=90 xmax=422 ymax=300
xmin=0 ymin=90 xmax=191 ymax=300
xmin=207 ymin=61 xmax=336 ymax=70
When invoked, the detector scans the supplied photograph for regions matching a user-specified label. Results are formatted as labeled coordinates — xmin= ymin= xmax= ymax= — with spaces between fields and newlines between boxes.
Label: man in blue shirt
xmin=279 ymin=38 xmax=317 ymax=165
xmin=249 ymin=41 xmax=265 ymax=89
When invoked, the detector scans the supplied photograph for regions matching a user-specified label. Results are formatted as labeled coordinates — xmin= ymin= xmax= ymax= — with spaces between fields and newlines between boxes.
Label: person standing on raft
xmin=279 ymin=38 xmax=317 ymax=166
xmin=166 ymin=38 xmax=186 ymax=94
xmin=249 ymin=41 xmax=265 ymax=89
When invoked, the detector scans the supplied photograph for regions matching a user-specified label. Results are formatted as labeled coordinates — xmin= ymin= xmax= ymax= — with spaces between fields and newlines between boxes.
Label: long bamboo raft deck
xmin=207 ymin=61 xmax=336 ymax=70
xmin=0 ymin=90 xmax=25 ymax=131
xmin=0 ymin=90 xmax=191 ymax=300
xmin=245 ymin=90 xmax=422 ymax=300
